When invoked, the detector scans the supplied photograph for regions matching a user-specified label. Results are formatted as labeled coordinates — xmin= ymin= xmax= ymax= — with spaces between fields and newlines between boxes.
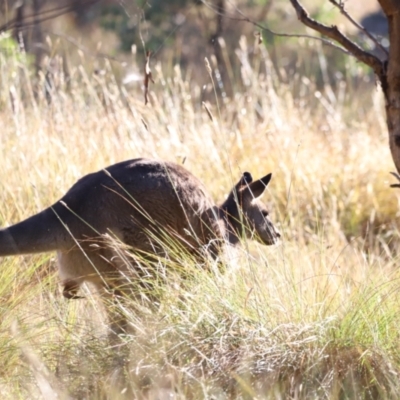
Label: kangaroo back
xmin=0 ymin=158 xmax=219 ymax=257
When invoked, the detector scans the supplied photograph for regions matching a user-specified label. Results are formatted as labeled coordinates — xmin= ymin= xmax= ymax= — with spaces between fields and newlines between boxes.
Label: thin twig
xmin=201 ymin=1 xmax=353 ymax=57
xmin=0 ymin=0 xmax=100 ymax=34
xmin=204 ymin=0 xmax=385 ymax=76
xmin=235 ymin=13 xmax=352 ymax=57
xmin=288 ymin=0 xmax=384 ymax=76
xmin=328 ymin=0 xmax=388 ymax=57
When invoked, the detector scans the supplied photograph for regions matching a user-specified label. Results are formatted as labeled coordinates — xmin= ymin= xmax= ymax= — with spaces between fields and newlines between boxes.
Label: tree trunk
xmin=379 ymin=1 xmax=400 ymax=174
xmin=32 ymin=0 xmax=44 ymax=74
xmin=13 ymin=1 xmax=26 ymax=49
xmin=209 ymin=0 xmax=232 ymax=97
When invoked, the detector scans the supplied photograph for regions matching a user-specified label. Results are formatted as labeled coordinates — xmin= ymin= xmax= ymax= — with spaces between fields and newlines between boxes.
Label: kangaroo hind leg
xmin=57 ymin=248 xmax=102 ymax=300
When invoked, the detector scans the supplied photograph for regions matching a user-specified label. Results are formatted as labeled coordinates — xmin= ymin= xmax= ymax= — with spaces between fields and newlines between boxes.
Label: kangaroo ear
xmin=244 ymin=173 xmax=272 ymax=198
xmin=235 ymin=171 xmax=253 ymax=189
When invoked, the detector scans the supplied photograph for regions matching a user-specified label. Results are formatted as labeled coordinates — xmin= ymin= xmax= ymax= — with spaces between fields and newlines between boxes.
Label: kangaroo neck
xmin=218 ymin=205 xmax=240 ymax=246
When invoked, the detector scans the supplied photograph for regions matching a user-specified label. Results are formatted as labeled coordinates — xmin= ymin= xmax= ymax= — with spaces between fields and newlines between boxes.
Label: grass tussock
xmin=1 ymin=35 xmax=400 ymax=398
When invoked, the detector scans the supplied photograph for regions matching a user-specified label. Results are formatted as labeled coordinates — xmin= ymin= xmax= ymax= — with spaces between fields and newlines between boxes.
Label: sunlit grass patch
xmin=1 ymin=35 xmax=400 ymax=398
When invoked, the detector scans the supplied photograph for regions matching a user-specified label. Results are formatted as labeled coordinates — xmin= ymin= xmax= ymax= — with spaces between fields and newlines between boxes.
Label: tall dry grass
xmin=1 ymin=33 xmax=400 ymax=398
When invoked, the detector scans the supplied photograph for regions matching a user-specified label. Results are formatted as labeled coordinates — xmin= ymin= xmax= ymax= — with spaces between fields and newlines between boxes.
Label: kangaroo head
xmin=222 ymin=171 xmax=280 ymax=245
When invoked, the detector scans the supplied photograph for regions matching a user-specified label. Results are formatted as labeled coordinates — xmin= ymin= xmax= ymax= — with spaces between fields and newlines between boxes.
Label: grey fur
xmin=0 ymin=158 xmax=280 ymax=334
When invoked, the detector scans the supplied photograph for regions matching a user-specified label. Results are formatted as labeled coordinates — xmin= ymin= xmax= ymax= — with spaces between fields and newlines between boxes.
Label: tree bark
xmin=13 ymin=1 xmax=26 ymax=49
xmin=378 ymin=1 xmax=400 ymax=173
xmin=32 ymin=0 xmax=44 ymax=74
xmin=209 ymin=0 xmax=232 ymax=97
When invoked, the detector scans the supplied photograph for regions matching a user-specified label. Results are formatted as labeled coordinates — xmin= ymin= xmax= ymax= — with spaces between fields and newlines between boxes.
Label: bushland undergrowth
xmin=1 ymin=34 xmax=400 ymax=399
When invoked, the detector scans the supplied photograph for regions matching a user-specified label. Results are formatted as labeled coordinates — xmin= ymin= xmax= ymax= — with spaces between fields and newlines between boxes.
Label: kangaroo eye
xmin=262 ymin=210 xmax=269 ymax=217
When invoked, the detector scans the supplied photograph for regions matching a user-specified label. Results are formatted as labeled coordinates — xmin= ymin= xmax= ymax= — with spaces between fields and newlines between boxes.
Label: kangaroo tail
xmin=0 ymin=204 xmax=68 ymax=256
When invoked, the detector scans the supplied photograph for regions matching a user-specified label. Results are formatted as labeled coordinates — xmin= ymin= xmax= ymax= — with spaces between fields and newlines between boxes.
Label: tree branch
xmin=245 ymin=18 xmax=353 ymax=57
xmin=0 ymin=0 xmax=100 ymax=34
xmin=201 ymin=1 xmax=353 ymax=57
xmin=328 ymin=0 xmax=389 ymax=57
xmin=289 ymin=0 xmax=384 ymax=76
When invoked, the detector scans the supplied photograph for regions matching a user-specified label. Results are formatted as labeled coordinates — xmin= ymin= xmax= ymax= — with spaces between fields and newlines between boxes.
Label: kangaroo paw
xmin=63 ymin=281 xmax=84 ymax=300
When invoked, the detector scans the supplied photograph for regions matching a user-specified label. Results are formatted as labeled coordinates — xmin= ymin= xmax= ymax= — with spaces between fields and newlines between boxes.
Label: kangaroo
xmin=0 ymin=158 xmax=280 ymax=334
